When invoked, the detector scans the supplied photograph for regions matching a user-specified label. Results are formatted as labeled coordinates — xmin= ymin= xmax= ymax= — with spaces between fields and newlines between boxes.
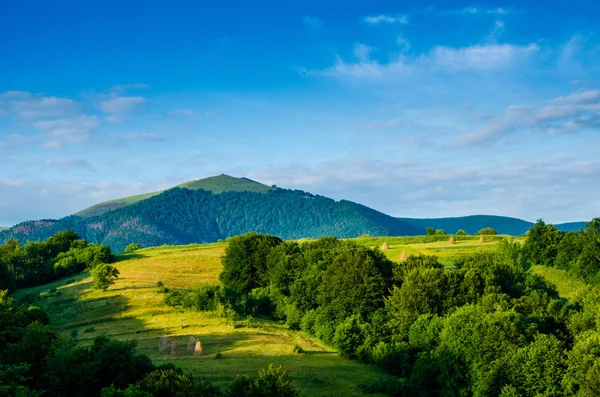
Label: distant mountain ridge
xmin=0 ymin=175 xmax=589 ymax=251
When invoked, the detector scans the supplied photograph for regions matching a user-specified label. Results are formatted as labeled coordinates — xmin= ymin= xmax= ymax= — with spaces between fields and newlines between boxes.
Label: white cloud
xmin=316 ymin=42 xmax=538 ymax=78
xmin=445 ymin=6 xmax=512 ymax=15
xmin=2 ymin=93 xmax=81 ymax=119
xmin=99 ymin=96 xmax=146 ymax=113
xmin=396 ymin=35 xmax=410 ymax=51
xmin=364 ymin=14 xmax=408 ymax=24
xmin=34 ymin=116 xmax=99 ymax=141
xmin=431 ymin=43 xmax=538 ymax=70
xmin=453 ymin=89 xmax=600 ymax=145
xmin=43 ymin=141 xmax=62 ymax=150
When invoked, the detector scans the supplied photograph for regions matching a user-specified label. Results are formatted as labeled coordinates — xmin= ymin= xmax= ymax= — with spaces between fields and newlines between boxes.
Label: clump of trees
xmin=523 ymin=218 xmax=600 ymax=284
xmin=163 ymin=223 xmax=600 ymax=396
xmin=0 ymin=230 xmax=113 ymax=291
xmin=0 ymin=289 xmax=299 ymax=396
xmin=478 ymin=227 xmax=498 ymax=235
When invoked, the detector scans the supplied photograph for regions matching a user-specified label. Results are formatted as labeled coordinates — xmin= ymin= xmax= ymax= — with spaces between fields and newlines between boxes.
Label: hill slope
xmin=75 ymin=174 xmax=272 ymax=218
xmin=1 ymin=186 xmax=422 ymax=252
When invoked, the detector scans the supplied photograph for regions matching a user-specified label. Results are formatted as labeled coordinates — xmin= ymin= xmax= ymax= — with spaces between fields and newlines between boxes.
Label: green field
xmin=13 ymin=243 xmax=389 ymax=396
xmin=12 ymin=235 xmax=582 ymax=395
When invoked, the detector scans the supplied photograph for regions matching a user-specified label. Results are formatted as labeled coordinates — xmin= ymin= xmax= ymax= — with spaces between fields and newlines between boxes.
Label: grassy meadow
xmin=12 ymin=234 xmax=582 ymax=395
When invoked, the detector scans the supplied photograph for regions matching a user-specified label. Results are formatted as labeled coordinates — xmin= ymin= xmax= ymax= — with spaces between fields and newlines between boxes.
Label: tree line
xmin=0 ymin=230 xmax=114 ymax=292
xmin=164 ymin=219 xmax=600 ymax=396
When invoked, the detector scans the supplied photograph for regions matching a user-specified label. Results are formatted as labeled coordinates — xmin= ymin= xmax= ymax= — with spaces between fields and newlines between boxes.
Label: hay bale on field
xmin=170 ymin=341 xmax=179 ymax=356
xmin=159 ymin=337 xmax=169 ymax=354
xmin=194 ymin=340 xmax=204 ymax=356
xmin=400 ymin=251 xmax=409 ymax=261
xmin=381 ymin=242 xmax=390 ymax=250
xmin=449 ymin=236 xmax=455 ymax=245
xmin=187 ymin=336 xmax=197 ymax=352
xmin=480 ymin=235 xmax=486 ymax=243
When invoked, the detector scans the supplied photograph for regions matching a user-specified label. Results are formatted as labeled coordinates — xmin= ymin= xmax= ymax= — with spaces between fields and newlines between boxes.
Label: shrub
xmin=456 ymin=230 xmax=468 ymax=236
xmin=91 ymin=264 xmax=120 ymax=291
xmin=478 ymin=227 xmax=498 ymax=235
xmin=124 ymin=243 xmax=142 ymax=253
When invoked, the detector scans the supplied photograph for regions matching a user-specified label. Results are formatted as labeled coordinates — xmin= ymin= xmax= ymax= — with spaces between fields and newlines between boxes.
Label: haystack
xmin=480 ymin=235 xmax=486 ymax=243
xmin=170 ymin=341 xmax=179 ymax=356
xmin=159 ymin=337 xmax=169 ymax=354
xmin=400 ymin=251 xmax=409 ymax=261
xmin=187 ymin=336 xmax=197 ymax=352
xmin=194 ymin=340 xmax=204 ymax=356
xmin=381 ymin=242 xmax=390 ymax=250
xmin=449 ymin=236 xmax=455 ymax=245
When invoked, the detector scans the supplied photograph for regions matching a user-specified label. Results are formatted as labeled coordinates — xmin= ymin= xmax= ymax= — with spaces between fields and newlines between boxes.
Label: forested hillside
xmin=398 ymin=215 xmax=586 ymax=236
xmin=0 ymin=187 xmax=422 ymax=252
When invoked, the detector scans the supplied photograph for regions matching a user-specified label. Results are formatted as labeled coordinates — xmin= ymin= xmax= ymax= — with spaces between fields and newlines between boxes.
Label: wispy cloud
xmin=314 ymin=41 xmax=538 ymax=79
xmin=111 ymin=83 xmax=151 ymax=92
xmin=444 ymin=6 xmax=513 ymax=15
xmin=0 ymin=92 xmax=81 ymax=119
xmin=99 ymin=96 xmax=146 ymax=114
xmin=430 ymin=43 xmax=538 ymax=70
xmin=122 ymin=132 xmax=165 ymax=141
xmin=34 ymin=116 xmax=99 ymax=142
xmin=364 ymin=14 xmax=408 ymax=24
xmin=452 ymin=89 xmax=600 ymax=146
xmin=49 ymin=157 xmax=95 ymax=171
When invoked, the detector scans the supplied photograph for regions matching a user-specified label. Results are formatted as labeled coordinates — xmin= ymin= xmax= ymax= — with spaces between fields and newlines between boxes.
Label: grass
xmin=530 ymin=265 xmax=588 ymax=299
xmin=12 ymin=234 xmax=582 ymax=395
xmin=353 ymin=235 xmax=510 ymax=266
xmin=13 ymin=242 xmax=388 ymax=397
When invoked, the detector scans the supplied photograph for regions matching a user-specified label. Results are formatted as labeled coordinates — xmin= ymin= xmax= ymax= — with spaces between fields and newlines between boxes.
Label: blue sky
xmin=1 ymin=0 xmax=599 ymax=225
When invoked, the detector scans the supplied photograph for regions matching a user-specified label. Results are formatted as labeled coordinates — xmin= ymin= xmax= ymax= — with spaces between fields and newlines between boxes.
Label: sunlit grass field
xmin=13 ymin=243 xmax=389 ymax=396
xmin=13 ymin=234 xmax=579 ymax=395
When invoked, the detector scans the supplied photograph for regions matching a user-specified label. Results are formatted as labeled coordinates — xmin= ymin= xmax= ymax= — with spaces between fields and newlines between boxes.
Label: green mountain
xmin=76 ymin=174 xmax=272 ymax=217
xmin=0 ymin=176 xmax=422 ymax=251
xmin=0 ymin=175 xmax=589 ymax=252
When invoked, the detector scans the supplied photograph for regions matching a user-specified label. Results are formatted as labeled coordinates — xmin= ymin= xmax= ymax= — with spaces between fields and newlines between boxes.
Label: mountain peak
xmin=75 ymin=174 xmax=272 ymax=218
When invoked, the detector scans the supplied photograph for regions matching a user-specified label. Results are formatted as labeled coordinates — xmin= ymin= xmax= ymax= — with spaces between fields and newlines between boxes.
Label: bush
xmin=91 ymin=264 xmax=120 ymax=291
xmin=124 ymin=243 xmax=142 ymax=253
xmin=255 ymin=364 xmax=299 ymax=397
xmin=478 ymin=227 xmax=498 ymax=235
xmin=456 ymin=230 xmax=468 ymax=236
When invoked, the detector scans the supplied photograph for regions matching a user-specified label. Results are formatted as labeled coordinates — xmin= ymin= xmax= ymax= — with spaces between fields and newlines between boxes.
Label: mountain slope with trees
xmin=0 ymin=187 xmax=423 ymax=252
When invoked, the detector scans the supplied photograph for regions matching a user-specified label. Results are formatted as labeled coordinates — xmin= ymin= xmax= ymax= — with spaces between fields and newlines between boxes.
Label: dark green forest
xmin=164 ymin=219 xmax=600 ymax=396
xmin=0 ymin=188 xmax=423 ymax=252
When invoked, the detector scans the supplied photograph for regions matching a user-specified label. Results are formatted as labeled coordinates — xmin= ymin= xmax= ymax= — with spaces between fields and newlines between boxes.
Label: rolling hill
xmin=0 ymin=175 xmax=589 ymax=252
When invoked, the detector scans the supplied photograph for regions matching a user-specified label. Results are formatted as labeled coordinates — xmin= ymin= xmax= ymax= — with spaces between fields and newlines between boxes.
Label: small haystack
xmin=480 ymin=235 xmax=486 ymax=243
xmin=187 ymin=336 xmax=197 ymax=352
xmin=194 ymin=340 xmax=204 ymax=356
xmin=170 ymin=341 xmax=179 ymax=356
xmin=159 ymin=337 xmax=169 ymax=354
xmin=400 ymin=251 xmax=409 ymax=261
xmin=381 ymin=242 xmax=390 ymax=250
xmin=449 ymin=236 xmax=456 ymax=245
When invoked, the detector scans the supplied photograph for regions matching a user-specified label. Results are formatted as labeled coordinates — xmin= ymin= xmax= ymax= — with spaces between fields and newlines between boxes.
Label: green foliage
xmin=478 ymin=227 xmax=498 ymax=235
xmin=91 ymin=264 xmax=120 ymax=291
xmin=124 ymin=243 xmax=142 ymax=253
xmin=254 ymin=364 xmax=299 ymax=397
xmin=426 ymin=227 xmax=435 ymax=236
xmin=0 ymin=230 xmax=112 ymax=288
xmin=1 ymin=187 xmax=422 ymax=252
xmin=220 ymin=233 xmax=282 ymax=295
xmin=456 ymin=229 xmax=468 ymax=236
